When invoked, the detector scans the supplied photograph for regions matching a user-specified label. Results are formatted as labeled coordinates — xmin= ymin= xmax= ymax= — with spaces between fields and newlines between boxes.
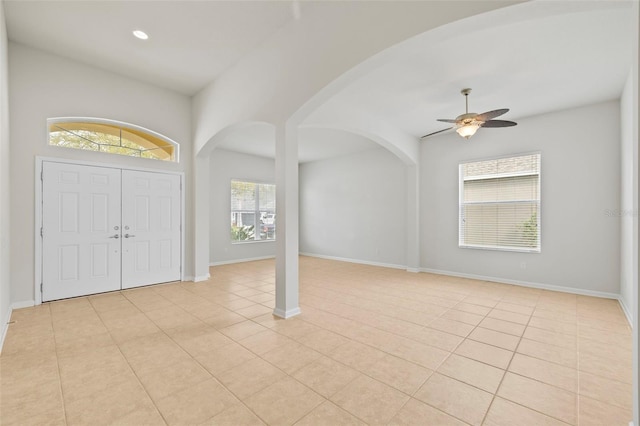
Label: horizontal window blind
xmin=460 ymin=154 xmax=540 ymax=252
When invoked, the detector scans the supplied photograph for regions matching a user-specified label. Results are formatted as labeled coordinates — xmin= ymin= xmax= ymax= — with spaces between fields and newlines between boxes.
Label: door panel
xmin=121 ymin=170 xmax=181 ymax=289
xmin=42 ymin=162 xmax=121 ymax=301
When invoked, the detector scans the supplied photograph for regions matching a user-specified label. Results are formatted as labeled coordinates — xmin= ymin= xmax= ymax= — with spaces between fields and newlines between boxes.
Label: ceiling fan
xmin=421 ymin=88 xmax=517 ymax=140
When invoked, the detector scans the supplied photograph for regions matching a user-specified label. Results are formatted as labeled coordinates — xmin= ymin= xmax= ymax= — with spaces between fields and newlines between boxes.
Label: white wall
xmin=628 ymin=4 xmax=639 ymax=426
xmin=190 ymin=2 xmax=520 ymax=287
xmin=8 ymin=43 xmax=193 ymax=304
xmin=620 ymin=71 xmax=637 ymax=322
xmin=210 ymin=149 xmax=276 ymax=264
xmin=0 ymin=1 xmax=11 ymax=344
xmin=300 ymin=147 xmax=407 ymax=268
xmin=422 ymin=100 xmax=621 ymax=296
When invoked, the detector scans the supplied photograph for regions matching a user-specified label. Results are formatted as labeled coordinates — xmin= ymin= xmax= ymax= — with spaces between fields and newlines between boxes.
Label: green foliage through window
xmin=48 ymin=119 xmax=177 ymax=162
xmin=520 ymin=212 xmax=538 ymax=248
xmin=231 ymin=180 xmax=276 ymax=242
xmin=231 ymin=225 xmax=255 ymax=241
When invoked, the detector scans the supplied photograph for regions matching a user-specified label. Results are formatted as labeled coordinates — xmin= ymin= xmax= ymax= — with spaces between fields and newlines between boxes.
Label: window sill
xmin=231 ymin=239 xmax=276 ymax=245
xmin=459 ymin=244 xmax=540 ymax=254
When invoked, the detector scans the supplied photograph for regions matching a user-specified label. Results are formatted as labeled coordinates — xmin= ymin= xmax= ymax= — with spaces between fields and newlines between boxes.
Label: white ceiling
xmin=4 ymin=1 xmax=635 ymax=163
xmin=4 ymin=1 xmax=295 ymax=95
xmin=303 ymin=3 xmax=634 ymax=140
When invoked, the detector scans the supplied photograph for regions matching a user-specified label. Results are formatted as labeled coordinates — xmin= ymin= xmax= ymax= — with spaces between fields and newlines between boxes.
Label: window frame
xmin=458 ymin=152 xmax=541 ymax=253
xmin=47 ymin=117 xmax=180 ymax=162
xmin=230 ymin=179 xmax=276 ymax=244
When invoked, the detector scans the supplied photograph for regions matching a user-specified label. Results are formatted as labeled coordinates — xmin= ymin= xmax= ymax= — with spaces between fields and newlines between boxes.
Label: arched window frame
xmin=47 ymin=117 xmax=180 ymax=162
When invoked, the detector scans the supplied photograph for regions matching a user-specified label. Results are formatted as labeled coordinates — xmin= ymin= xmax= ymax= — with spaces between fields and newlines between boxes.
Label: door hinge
xmin=40 ymin=227 xmax=43 ymax=237
xmin=40 ymin=283 xmax=43 ymax=293
xmin=41 ymin=170 xmax=43 ymax=181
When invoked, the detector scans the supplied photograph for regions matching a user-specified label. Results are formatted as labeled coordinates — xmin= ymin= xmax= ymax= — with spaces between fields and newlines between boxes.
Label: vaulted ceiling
xmin=5 ymin=1 xmax=295 ymax=95
xmin=4 ymin=1 xmax=635 ymax=162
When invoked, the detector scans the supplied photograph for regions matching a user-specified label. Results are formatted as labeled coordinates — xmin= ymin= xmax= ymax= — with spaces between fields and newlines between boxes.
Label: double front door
xmin=42 ymin=162 xmax=182 ymax=302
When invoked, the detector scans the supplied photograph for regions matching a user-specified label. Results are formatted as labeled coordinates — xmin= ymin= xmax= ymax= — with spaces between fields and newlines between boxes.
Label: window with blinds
xmin=459 ymin=153 xmax=540 ymax=252
xmin=230 ymin=180 xmax=276 ymax=242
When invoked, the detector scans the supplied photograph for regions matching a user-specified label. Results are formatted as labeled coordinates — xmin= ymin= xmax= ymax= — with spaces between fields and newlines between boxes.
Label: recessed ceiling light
xmin=132 ymin=30 xmax=149 ymax=40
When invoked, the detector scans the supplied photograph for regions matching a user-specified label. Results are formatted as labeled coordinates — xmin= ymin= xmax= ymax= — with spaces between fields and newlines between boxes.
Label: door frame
xmin=35 ymin=156 xmax=186 ymax=305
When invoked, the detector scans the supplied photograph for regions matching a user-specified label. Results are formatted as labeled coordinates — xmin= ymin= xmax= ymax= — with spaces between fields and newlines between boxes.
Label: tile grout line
xmin=298 ymin=289 xmax=505 ymax=425
xmin=479 ymin=295 xmax=581 ymax=426
xmin=88 ymin=293 xmax=172 ymax=426
xmin=299 ymin=273 xmax=631 ymax=413
xmin=214 ymin=288 xmax=466 ymax=424
xmin=5 ymin=260 xmax=631 ymax=426
xmin=177 ymin=276 xmax=287 ymax=425
xmin=478 ymin=295 xmax=538 ymax=425
xmin=174 ymin=280 xmax=331 ymax=426
xmin=124 ymin=288 xmax=271 ymax=426
xmin=47 ymin=305 xmax=70 ymax=426
xmin=394 ymin=296 xmax=503 ymax=426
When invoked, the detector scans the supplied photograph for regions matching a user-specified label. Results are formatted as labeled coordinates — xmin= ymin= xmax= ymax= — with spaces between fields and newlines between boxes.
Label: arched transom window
xmin=48 ymin=118 xmax=178 ymax=162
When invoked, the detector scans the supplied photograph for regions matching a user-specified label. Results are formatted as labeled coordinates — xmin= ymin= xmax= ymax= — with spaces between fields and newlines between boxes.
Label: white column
xmin=274 ymin=122 xmax=300 ymax=318
xmin=193 ymin=155 xmax=211 ymax=282
xmin=406 ymin=163 xmax=420 ymax=272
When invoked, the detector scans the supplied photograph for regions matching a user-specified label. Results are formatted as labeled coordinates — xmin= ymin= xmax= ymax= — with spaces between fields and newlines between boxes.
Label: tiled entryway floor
xmin=1 ymin=257 xmax=633 ymax=425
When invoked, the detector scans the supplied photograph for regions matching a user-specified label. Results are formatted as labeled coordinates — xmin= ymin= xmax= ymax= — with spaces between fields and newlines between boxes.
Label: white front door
xmin=41 ymin=162 xmax=183 ymax=301
xmin=42 ymin=162 xmax=122 ymax=301
xmin=121 ymin=170 xmax=181 ymax=289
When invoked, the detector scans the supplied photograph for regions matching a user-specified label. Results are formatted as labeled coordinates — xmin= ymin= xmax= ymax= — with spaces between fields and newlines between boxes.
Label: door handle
xmin=124 ymin=234 xmax=136 ymax=238
xmin=108 ymin=234 xmax=120 ymax=239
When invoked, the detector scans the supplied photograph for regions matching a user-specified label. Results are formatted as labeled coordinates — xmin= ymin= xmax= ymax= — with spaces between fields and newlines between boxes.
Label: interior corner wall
xmin=299 ymin=147 xmax=407 ymax=268
xmin=621 ymin=71 xmax=637 ymax=322
xmin=421 ymin=100 xmax=621 ymax=296
xmin=8 ymin=42 xmax=193 ymax=305
xmin=0 ymin=2 xmax=11 ymax=339
xmin=210 ymin=149 xmax=276 ymax=265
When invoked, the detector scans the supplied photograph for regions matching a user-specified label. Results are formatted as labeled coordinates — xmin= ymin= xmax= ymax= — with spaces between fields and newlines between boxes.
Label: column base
xmin=273 ymin=307 xmax=301 ymax=319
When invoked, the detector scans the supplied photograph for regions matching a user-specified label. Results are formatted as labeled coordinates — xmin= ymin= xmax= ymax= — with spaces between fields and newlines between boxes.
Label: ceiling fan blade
xmin=436 ymin=119 xmax=458 ymax=123
xmin=421 ymin=127 xmax=453 ymax=139
xmin=481 ymin=119 xmax=517 ymax=128
xmin=475 ymin=108 xmax=509 ymax=122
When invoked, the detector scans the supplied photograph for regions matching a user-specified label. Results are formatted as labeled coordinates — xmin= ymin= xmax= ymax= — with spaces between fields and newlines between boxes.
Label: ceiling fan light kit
xmin=456 ymin=123 xmax=480 ymax=139
xmin=421 ymin=88 xmax=517 ymax=140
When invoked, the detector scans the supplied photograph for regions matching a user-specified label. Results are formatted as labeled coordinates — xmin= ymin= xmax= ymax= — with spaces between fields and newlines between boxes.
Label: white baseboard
xmin=300 ymin=252 xmax=406 ymax=271
xmin=618 ymin=297 xmax=634 ymax=327
xmin=206 ymin=254 xmax=627 ymax=322
xmin=0 ymin=300 xmax=36 ymax=354
xmin=193 ymin=274 xmax=211 ymax=282
xmin=420 ymin=267 xmax=620 ymax=300
xmin=0 ymin=305 xmax=12 ymax=354
xmin=273 ymin=307 xmax=301 ymax=319
xmin=12 ymin=300 xmax=35 ymax=310
xmin=182 ymin=275 xmax=195 ymax=282
xmin=210 ymin=255 xmax=276 ymax=267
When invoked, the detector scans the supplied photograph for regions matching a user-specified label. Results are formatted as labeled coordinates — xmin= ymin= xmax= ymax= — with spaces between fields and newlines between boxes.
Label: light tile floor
xmin=0 ymin=256 xmax=633 ymax=425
